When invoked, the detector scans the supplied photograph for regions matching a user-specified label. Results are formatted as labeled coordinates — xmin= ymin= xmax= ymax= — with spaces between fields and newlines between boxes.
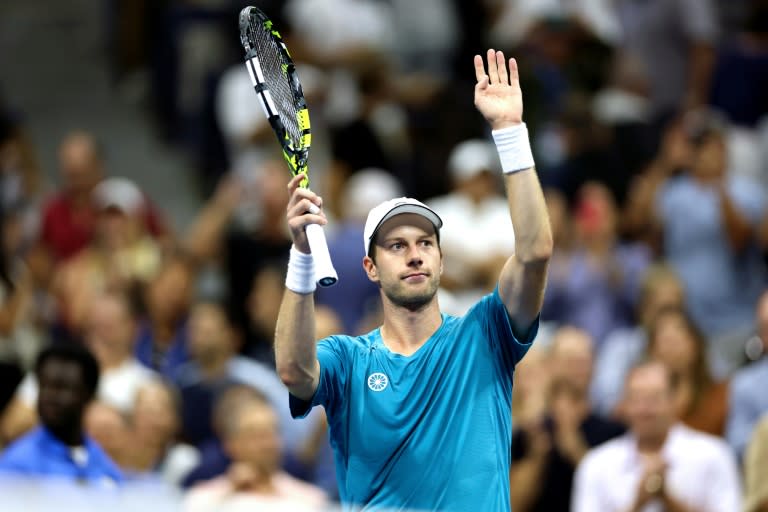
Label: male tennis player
xmin=275 ymin=49 xmax=552 ymax=511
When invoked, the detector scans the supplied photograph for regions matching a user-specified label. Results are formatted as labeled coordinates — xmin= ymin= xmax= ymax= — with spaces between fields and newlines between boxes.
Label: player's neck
xmin=380 ymin=299 xmax=442 ymax=356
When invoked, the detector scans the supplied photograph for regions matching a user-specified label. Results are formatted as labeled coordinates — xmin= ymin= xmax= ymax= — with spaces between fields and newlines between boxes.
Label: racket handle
xmin=305 ymin=223 xmax=338 ymax=287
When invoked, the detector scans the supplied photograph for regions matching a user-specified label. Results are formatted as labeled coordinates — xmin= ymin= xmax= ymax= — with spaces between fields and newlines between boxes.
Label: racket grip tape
xmin=305 ymin=223 xmax=338 ymax=287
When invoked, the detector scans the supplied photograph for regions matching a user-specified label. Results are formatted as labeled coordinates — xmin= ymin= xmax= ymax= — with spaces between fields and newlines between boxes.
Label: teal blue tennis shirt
xmin=291 ymin=289 xmax=538 ymax=511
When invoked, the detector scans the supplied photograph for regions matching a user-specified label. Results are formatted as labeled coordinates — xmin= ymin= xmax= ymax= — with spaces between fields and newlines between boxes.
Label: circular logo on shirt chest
xmin=367 ymin=372 xmax=389 ymax=391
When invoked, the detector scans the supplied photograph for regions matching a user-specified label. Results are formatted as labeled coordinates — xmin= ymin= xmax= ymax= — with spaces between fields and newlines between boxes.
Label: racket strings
xmin=248 ymin=16 xmax=303 ymax=146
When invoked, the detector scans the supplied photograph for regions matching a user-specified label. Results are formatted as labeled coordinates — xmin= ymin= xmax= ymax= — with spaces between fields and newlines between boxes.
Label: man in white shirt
xmin=16 ymin=291 xmax=157 ymax=415
xmin=427 ymin=138 xmax=515 ymax=314
xmin=572 ymin=361 xmax=741 ymax=512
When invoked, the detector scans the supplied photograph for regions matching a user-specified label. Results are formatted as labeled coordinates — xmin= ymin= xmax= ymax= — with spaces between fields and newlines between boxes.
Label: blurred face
xmin=94 ymin=208 xmax=138 ymax=250
xmin=189 ymin=304 xmax=232 ymax=361
xmin=147 ymin=260 xmax=193 ymax=322
xmin=37 ymin=359 xmax=91 ymax=432
xmin=550 ymin=329 xmax=594 ymax=391
xmin=649 ymin=314 xmax=697 ymax=374
xmin=457 ymin=171 xmax=497 ymax=202
xmin=364 ymin=214 xmax=442 ymax=310
xmin=691 ymin=136 xmax=726 ymax=181
xmin=575 ymin=183 xmax=616 ymax=242
xmin=58 ymin=134 xmax=102 ymax=194
xmin=225 ymin=402 xmax=282 ymax=475
xmin=640 ymin=280 xmax=685 ymax=327
xmin=133 ymin=384 xmax=178 ymax=444
xmin=624 ymin=364 xmax=675 ymax=442
xmin=85 ymin=296 xmax=136 ymax=365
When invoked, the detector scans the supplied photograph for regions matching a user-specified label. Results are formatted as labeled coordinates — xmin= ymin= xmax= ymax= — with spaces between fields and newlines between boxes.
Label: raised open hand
xmin=474 ymin=49 xmax=523 ymax=130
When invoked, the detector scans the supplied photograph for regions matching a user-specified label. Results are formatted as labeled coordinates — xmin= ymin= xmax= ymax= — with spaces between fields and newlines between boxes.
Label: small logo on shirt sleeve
xmin=367 ymin=372 xmax=389 ymax=391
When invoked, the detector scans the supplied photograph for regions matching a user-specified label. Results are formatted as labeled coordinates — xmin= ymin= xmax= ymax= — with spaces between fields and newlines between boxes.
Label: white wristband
xmin=492 ymin=123 xmax=535 ymax=174
xmin=285 ymin=245 xmax=316 ymax=294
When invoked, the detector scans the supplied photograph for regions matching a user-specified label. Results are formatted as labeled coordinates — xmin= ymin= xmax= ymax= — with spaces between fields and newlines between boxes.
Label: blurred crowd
xmin=1 ymin=0 xmax=768 ymax=510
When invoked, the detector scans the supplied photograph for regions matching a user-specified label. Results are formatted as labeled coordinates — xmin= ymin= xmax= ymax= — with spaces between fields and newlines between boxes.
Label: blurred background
xmin=1 ymin=0 xmax=768 ymax=510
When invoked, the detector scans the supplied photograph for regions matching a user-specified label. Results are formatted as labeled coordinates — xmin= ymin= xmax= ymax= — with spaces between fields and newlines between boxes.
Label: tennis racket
xmin=238 ymin=6 xmax=338 ymax=287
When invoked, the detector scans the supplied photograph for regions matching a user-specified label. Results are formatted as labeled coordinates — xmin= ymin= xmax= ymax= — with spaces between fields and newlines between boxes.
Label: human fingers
xmin=486 ymin=48 xmax=499 ymax=84
xmin=496 ymin=50 xmax=508 ymax=84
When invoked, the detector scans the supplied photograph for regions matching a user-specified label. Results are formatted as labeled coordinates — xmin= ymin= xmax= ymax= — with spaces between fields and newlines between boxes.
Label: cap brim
xmin=368 ymin=204 xmax=443 ymax=253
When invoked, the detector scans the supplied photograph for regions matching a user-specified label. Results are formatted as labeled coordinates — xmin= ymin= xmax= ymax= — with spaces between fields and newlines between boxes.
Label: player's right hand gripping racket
xmin=238 ymin=6 xmax=338 ymax=287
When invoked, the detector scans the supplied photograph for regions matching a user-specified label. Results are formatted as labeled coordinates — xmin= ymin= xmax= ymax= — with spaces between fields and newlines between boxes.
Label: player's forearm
xmin=504 ymin=170 xmax=553 ymax=264
xmin=274 ymin=289 xmax=320 ymax=399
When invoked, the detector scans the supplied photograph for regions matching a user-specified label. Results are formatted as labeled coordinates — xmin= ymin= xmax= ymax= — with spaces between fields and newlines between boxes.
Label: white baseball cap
xmin=363 ymin=197 xmax=443 ymax=256
xmin=93 ymin=177 xmax=144 ymax=216
xmin=448 ymin=139 xmax=499 ymax=181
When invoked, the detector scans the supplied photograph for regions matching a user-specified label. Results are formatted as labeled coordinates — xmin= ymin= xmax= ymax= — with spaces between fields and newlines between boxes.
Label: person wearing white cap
xmin=274 ymin=50 xmax=552 ymax=511
xmin=427 ymin=138 xmax=516 ymax=314
xmin=51 ymin=177 xmax=162 ymax=333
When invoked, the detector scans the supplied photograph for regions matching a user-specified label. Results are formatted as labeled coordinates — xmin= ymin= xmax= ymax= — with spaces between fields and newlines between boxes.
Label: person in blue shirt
xmin=0 ymin=343 xmax=122 ymax=485
xmin=275 ymin=49 xmax=553 ymax=511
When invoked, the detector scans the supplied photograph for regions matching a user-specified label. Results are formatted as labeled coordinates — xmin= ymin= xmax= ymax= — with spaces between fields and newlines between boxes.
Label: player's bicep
xmin=289 ymin=338 xmax=347 ymax=419
xmin=498 ymin=254 xmax=548 ymax=338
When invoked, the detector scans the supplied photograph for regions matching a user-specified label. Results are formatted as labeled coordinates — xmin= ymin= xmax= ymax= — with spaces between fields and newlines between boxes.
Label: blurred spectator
xmin=744 ymin=413 xmax=768 ymax=512
xmin=572 ymin=361 xmax=741 ymax=512
xmin=285 ymin=0 xmax=394 ymax=69
xmin=316 ymin=168 xmax=403 ymax=334
xmin=327 ymin=62 xmax=414 ymax=213
xmin=427 ymin=139 xmax=514 ymax=314
xmin=0 ymin=343 xmax=122 ymax=485
xmin=125 ymin=380 xmax=199 ymax=486
xmin=726 ymin=289 xmax=768 ymax=458
xmin=183 ymin=391 xmax=327 ymax=512
xmin=625 ymin=110 xmax=767 ymax=370
xmin=12 ymin=290 xmax=159 ymax=439
xmin=52 ymin=177 xmax=163 ymax=334
xmin=182 ymin=385 xmax=261 ymax=489
xmin=174 ymin=301 xmax=321 ymax=456
xmin=591 ymin=52 xmax=658 ymax=200
xmin=81 ymin=291 xmax=158 ymax=413
xmin=0 ymin=202 xmax=47 ymax=381
xmin=646 ymin=306 xmax=729 ymax=436
xmin=592 ymin=264 xmax=686 ymax=416
xmin=241 ymin=264 xmax=283 ymax=365
xmin=183 ymin=161 xmax=293 ymax=361
xmin=0 ymin=108 xmax=46 ymax=244
xmin=543 ymin=181 xmax=650 ymax=345
xmin=614 ymin=0 xmax=719 ymax=121
xmin=510 ymin=327 xmax=624 ymax=512
xmin=40 ymin=131 xmax=166 ymax=263
xmin=134 ymin=252 xmax=194 ymax=378
xmin=488 ymin=0 xmax=622 ymax=47
xmin=512 ymin=341 xmax=552 ymax=429
xmin=214 ymin=65 xmax=280 ymax=179
xmin=710 ymin=0 xmax=768 ymax=127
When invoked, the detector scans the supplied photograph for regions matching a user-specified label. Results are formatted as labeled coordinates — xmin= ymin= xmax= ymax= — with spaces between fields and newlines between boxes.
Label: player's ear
xmin=363 ymin=256 xmax=379 ymax=283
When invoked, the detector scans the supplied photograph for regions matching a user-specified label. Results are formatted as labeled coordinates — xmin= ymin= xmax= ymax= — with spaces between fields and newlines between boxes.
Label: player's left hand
xmin=474 ymin=49 xmax=523 ymax=130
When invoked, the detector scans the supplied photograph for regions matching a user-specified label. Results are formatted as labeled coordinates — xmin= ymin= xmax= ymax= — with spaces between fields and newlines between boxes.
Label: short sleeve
xmin=464 ymin=288 xmax=539 ymax=372
xmin=289 ymin=335 xmax=350 ymax=419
